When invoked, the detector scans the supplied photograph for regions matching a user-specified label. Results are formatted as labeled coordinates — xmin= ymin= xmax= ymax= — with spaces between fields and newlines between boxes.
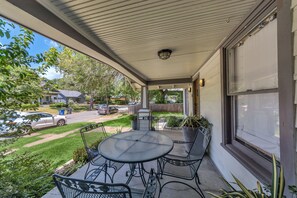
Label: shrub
xmin=72 ymin=139 xmax=103 ymax=163
xmin=166 ymin=116 xmax=183 ymax=128
xmin=72 ymin=104 xmax=89 ymax=111
xmin=72 ymin=147 xmax=88 ymax=163
xmin=114 ymin=100 xmax=127 ymax=105
xmin=0 ymin=153 xmax=54 ymax=197
xmin=128 ymin=114 xmax=137 ymax=121
xmin=49 ymin=102 xmax=67 ymax=108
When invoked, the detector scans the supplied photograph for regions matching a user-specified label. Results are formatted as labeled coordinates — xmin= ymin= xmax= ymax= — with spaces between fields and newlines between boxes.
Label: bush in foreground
xmin=0 ymin=153 xmax=53 ymax=197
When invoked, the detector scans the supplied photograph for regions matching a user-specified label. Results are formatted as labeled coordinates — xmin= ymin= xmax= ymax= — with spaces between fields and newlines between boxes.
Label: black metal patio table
xmin=98 ymin=130 xmax=173 ymax=185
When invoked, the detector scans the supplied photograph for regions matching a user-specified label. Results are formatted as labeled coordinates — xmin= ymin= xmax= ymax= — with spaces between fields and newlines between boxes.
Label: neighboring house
xmin=40 ymin=91 xmax=59 ymax=104
xmin=53 ymin=90 xmax=85 ymax=104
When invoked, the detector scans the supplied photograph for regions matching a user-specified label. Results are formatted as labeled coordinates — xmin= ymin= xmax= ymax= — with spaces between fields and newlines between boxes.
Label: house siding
xmin=292 ymin=0 xmax=297 ymax=181
xmin=198 ymin=50 xmax=258 ymax=189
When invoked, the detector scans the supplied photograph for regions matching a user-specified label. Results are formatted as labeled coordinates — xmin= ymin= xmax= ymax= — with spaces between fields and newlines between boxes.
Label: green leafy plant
xmin=166 ymin=116 xmax=183 ymax=128
xmin=0 ymin=153 xmax=54 ymax=197
xmin=128 ymin=114 xmax=137 ymax=121
xmin=180 ymin=115 xmax=212 ymax=129
xmin=49 ymin=102 xmax=67 ymax=108
xmin=73 ymin=139 xmax=103 ymax=163
xmin=208 ymin=155 xmax=284 ymax=198
xmin=72 ymin=147 xmax=88 ymax=163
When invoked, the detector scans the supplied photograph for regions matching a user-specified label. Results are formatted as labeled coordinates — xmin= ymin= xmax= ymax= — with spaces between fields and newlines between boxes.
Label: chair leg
xmin=157 ymin=159 xmax=163 ymax=179
xmin=194 ymin=173 xmax=205 ymax=198
xmin=84 ymin=162 xmax=92 ymax=179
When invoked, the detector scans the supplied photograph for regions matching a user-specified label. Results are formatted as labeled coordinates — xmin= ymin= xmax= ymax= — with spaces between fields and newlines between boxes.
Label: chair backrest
xmin=80 ymin=123 xmax=107 ymax=160
xmin=188 ymin=126 xmax=211 ymax=159
xmin=53 ymin=174 xmax=132 ymax=198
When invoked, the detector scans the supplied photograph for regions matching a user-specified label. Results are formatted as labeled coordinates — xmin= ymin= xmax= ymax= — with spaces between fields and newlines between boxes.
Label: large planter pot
xmin=182 ymin=126 xmax=198 ymax=152
xmin=131 ymin=120 xmax=137 ymax=130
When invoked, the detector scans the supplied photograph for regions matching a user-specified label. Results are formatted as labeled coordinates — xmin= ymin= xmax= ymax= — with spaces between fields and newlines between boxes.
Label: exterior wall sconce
xmin=188 ymin=87 xmax=191 ymax=92
xmin=158 ymin=49 xmax=172 ymax=60
xmin=199 ymin=79 xmax=205 ymax=87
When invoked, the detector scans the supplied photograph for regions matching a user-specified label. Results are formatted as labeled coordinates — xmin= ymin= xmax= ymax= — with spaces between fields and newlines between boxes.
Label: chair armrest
xmin=173 ymin=140 xmax=193 ymax=144
xmin=162 ymin=153 xmax=202 ymax=163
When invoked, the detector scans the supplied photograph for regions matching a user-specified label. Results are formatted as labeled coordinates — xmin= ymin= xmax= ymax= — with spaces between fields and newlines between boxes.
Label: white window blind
xmin=229 ymin=20 xmax=278 ymax=94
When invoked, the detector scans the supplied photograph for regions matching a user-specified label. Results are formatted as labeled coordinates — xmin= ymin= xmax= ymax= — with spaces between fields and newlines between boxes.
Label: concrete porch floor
xmin=43 ymin=130 xmax=226 ymax=198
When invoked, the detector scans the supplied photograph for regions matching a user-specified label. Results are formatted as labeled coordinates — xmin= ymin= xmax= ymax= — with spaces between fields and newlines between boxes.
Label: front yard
xmin=0 ymin=112 xmax=182 ymax=196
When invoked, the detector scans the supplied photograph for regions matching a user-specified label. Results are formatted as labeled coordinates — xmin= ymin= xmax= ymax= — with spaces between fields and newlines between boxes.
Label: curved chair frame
xmin=53 ymin=168 xmax=158 ymax=198
xmin=158 ymin=126 xmax=211 ymax=198
xmin=80 ymin=123 xmax=124 ymax=181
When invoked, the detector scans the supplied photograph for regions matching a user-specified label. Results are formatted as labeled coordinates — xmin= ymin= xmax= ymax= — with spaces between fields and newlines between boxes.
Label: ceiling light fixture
xmin=158 ymin=49 xmax=172 ymax=60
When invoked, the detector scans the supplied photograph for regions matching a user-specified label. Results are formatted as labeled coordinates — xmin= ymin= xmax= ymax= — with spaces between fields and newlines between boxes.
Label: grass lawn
xmin=103 ymin=114 xmax=131 ymax=127
xmin=102 ymin=112 xmax=183 ymax=128
xmin=35 ymin=122 xmax=90 ymax=135
xmin=152 ymin=112 xmax=183 ymax=118
xmin=2 ymin=112 xmax=182 ymax=169
xmin=36 ymin=106 xmax=59 ymax=114
xmin=2 ymin=123 xmax=104 ymax=168
xmin=13 ymin=131 xmax=105 ymax=169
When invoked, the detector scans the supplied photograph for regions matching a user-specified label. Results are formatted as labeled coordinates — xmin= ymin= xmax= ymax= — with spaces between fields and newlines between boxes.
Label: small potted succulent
xmin=129 ymin=114 xmax=138 ymax=130
xmin=180 ymin=115 xmax=212 ymax=151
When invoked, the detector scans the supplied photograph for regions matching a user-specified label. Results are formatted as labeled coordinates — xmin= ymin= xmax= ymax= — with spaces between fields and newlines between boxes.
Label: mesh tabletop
xmin=98 ymin=131 xmax=173 ymax=163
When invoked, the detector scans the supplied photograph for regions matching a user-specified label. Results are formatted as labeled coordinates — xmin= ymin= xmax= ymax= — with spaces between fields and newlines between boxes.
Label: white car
xmin=0 ymin=112 xmax=67 ymax=134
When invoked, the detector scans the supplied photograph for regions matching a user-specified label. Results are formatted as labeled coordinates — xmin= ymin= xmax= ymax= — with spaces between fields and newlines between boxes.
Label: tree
xmin=0 ymin=18 xmax=58 ymax=196
xmin=149 ymin=89 xmax=168 ymax=104
xmin=114 ymin=77 xmax=140 ymax=102
xmin=0 ymin=19 xmax=58 ymax=114
xmin=55 ymin=47 xmax=137 ymax=105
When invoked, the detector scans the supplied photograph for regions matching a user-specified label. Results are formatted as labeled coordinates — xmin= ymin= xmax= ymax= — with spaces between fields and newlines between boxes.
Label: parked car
xmin=0 ymin=112 xmax=67 ymax=134
xmin=95 ymin=104 xmax=107 ymax=110
xmin=98 ymin=106 xmax=119 ymax=115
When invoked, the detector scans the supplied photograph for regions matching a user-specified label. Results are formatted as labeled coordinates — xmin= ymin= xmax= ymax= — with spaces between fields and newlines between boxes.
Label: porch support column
xmin=140 ymin=86 xmax=149 ymax=109
xmin=183 ymin=89 xmax=189 ymax=116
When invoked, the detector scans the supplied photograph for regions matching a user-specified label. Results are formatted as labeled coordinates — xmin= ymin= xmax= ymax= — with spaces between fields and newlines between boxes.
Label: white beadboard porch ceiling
xmin=38 ymin=0 xmax=257 ymax=82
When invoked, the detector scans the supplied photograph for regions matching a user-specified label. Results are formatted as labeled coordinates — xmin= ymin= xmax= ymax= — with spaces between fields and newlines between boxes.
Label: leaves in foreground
xmin=0 ymin=153 xmax=54 ymax=197
xmin=208 ymin=155 xmax=285 ymax=198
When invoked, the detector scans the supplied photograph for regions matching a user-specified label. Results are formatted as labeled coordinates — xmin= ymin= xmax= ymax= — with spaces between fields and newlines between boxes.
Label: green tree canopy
xmin=55 ymin=47 xmax=138 ymax=103
xmin=0 ymin=19 xmax=58 ymax=113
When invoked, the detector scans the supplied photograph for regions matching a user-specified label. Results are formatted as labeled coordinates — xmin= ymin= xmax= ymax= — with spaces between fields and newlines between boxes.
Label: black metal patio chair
xmin=53 ymin=169 xmax=158 ymax=198
xmin=80 ymin=123 xmax=124 ymax=181
xmin=158 ymin=126 xmax=211 ymax=198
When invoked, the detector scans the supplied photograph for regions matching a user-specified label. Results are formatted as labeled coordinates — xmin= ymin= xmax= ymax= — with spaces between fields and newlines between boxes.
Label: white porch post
xmin=140 ymin=86 xmax=149 ymax=109
xmin=183 ymin=89 xmax=189 ymax=116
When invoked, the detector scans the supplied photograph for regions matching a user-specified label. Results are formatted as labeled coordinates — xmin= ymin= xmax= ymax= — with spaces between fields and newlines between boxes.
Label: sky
xmin=0 ymin=17 xmax=62 ymax=80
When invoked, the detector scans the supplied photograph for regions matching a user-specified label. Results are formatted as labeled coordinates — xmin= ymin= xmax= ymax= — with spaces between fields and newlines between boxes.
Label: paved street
xmin=65 ymin=105 xmax=128 ymax=124
xmin=65 ymin=110 xmax=101 ymax=124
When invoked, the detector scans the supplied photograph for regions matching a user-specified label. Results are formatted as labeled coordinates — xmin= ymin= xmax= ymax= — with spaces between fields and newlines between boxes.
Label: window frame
xmin=220 ymin=0 xmax=295 ymax=184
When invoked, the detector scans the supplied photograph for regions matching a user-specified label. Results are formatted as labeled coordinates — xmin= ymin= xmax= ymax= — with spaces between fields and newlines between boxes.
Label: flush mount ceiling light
xmin=158 ymin=49 xmax=172 ymax=60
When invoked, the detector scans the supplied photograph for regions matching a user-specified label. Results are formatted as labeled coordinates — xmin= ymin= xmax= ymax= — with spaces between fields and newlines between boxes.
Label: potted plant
xmin=180 ymin=115 xmax=212 ymax=151
xmin=129 ymin=114 xmax=138 ymax=130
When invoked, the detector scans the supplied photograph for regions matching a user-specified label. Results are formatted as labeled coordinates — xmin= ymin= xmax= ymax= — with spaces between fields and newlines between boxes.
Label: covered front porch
xmin=43 ymin=129 xmax=226 ymax=198
xmin=1 ymin=0 xmax=296 ymax=197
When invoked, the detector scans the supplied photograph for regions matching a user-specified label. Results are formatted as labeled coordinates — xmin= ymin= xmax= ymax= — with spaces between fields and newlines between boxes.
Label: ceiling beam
xmin=147 ymin=78 xmax=192 ymax=86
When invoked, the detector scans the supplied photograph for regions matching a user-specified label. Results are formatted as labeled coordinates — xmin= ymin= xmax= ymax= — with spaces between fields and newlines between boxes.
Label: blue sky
xmin=0 ymin=17 xmax=62 ymax=79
